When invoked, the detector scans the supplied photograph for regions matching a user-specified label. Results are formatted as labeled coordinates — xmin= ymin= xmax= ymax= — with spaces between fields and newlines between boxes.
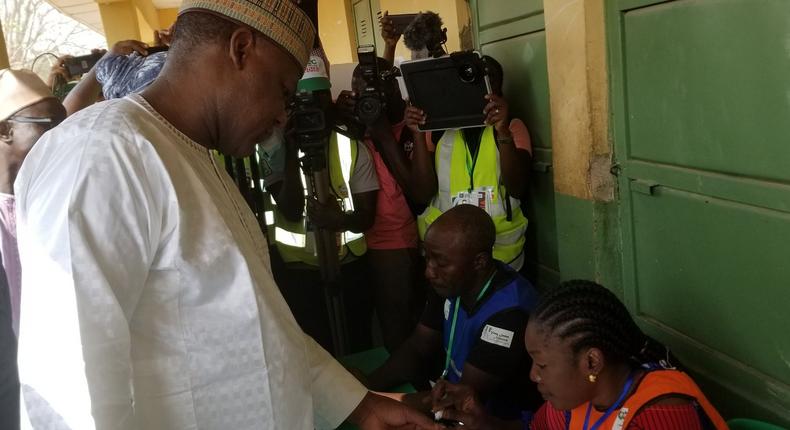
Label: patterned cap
xmin=179 ymin=0 xmax=315 ymax=69
xmin=0 ymin=69 xmax=56 ymax=122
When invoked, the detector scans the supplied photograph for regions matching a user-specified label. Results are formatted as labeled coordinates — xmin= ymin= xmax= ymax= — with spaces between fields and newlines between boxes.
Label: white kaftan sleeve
xmin=15 ymin=128 xmax=165 ymax=430
xmin=305 ymin=334 xmax=368 ymax=429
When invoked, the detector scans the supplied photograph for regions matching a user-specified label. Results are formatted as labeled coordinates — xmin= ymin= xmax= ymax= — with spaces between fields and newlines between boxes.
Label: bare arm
xmin=367 ymin=116 xmax=435 ymax=203
xmin=484 ymin=94 xmax=531 ymax=200
xmin=403 ymin=106 xmax=438 ymax=204
xmin=367 ymin=323 xmax=441 ymax=391
xmin=379 ymin=11 xmax=400 ymax=65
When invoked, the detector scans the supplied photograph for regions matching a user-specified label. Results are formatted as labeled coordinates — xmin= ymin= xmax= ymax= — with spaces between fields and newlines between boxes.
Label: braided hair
xmin=531 ymin=280 xmax=676 ymax=369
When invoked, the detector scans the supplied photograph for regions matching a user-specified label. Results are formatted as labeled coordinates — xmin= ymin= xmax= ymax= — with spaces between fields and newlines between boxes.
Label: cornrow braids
xmin=532 ymin=280 xmax=677 ymax=368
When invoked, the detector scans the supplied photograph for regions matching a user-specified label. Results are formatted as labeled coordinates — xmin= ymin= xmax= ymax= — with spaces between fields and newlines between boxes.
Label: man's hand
xmin=348 ymin=392 xmax=441 ymax=430
xmin=306 ymin=197 xmax=345 ymax=230
xmin=483 ymin=93 xmax=510 ymax=135
xmin=430 ymin=380 xmax=492 ymax=430
xmin=404 ymin=106 xmax=426 ymax=134
xmin=154 ymin=25 xmax=174 ymax=46
xmin=380 ymin=11 xmax=402 ymax=48
xmin=48 ymin=55 xmax=73 ymax=88
xmin=109 ymin=40 xmax=150 ymax=56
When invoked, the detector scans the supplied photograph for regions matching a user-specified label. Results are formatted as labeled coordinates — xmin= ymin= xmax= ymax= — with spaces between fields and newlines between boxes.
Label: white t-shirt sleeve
xmin=304 ymin=334 xmax=367 ymax=429
xmin=16 ymin=126 xmax=165 ymax=430
xmin=349 ymin=141 xmax=379 ymax=194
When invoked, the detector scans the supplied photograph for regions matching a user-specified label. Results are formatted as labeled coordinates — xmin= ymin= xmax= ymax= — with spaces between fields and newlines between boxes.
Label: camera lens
xmin=459 ymin=64 xmax=477 ymax=83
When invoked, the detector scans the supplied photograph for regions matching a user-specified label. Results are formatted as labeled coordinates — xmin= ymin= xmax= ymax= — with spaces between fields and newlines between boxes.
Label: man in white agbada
xmin=14 ymin=1 xmax=437 ymax=429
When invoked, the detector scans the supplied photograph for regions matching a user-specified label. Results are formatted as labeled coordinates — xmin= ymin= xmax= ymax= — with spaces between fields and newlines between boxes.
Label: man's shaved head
xmin=423 ymin=205 xmax=496 ymax=298
xmin=428 ymin=204 xmax=495 ymax=258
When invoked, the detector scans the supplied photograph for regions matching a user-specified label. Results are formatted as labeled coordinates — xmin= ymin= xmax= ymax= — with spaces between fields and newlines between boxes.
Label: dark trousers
xmin=366 ymin=248 xmax=425 ymax=353
xmin=269 ymin=247 xmax=374 ymax=355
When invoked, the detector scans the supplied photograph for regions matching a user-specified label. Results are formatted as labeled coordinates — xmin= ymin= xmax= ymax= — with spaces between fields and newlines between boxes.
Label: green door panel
xmin=609 ymin=0 xmax=790 ymax=424
xmin=481 ymin=31 xmax=558 ymax=285
xmin=622 ymin=0 xmax=790 ymax=181
xmin=630 ymin=186 xmax=790 ymax=383
xmin=472 ymin=0 xmax=558 ymax=287
xmin=477 ymin=0 xmax=543 ymax=30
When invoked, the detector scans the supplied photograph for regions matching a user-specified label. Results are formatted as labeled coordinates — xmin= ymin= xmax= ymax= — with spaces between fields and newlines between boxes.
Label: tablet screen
xmin=401 ymin=52 xmax=490 ymax=131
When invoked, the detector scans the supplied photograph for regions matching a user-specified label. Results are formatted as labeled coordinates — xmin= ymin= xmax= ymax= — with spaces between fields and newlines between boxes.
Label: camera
xmin=64 ymin=52 xmax=104 ymax=77
xmin=288 ymin=90 xmax=330 ymax=156
xmin=353 ymin=45 xmax=401 ymax=126
xmin=354 ymin=45 xmax=385 ymax=125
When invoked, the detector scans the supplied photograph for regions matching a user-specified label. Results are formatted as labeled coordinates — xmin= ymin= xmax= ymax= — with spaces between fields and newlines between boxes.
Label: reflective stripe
xmin=264 ymin=211 xmax=274 ymax=226
xmin=336 ymin=133 xmax=355 ymax=211
xmin=275 ymin=227 xmax=306 ymax=247
xmin=434 ymin=130 xmax=455 ymax=212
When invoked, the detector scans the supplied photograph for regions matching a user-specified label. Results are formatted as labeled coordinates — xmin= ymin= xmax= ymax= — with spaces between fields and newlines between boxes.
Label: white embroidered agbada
xmin=15 ymin=94 xmax=367 ymax=429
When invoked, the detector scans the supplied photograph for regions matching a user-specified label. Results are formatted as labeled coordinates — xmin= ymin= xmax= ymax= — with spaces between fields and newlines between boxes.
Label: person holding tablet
xmin=409 ymin=55 xmax=533 ymax=271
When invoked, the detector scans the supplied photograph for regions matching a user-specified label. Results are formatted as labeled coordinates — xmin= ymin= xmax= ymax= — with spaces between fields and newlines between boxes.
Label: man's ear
xmin=228 ymin=26 xmax=256 ymax=70
xmin=473 ymin=251 xmax=489 ymax=272
xmin=0 ymin=121 xmax=12 ymax=144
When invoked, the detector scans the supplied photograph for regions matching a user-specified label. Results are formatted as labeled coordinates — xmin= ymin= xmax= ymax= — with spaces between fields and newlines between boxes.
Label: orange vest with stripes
xmin=567 ymin=369 xmax=729 ymax=430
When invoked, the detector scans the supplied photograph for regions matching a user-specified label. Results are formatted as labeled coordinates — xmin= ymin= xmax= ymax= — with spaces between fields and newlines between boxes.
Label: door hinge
xmin=532 ymin=162 xmax=552 ymax=173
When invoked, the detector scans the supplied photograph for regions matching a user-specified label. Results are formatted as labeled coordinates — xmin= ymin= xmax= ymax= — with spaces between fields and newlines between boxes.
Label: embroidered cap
xmin=0 ymin=69 xmax=56 ymax=122
xmin=179 ymin=0 xmax=315 ymax=69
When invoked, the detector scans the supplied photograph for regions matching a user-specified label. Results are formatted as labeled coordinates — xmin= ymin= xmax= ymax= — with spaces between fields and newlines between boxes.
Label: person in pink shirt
xmin=336 ymin=57 xmax=434 ymax=352
xmin=0 ymin=69 xmax=66 ymax=337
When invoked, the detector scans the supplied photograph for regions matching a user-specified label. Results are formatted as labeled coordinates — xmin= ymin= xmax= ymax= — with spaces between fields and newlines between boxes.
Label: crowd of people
xmin=0 ymin=1 xmax=731 ymax=429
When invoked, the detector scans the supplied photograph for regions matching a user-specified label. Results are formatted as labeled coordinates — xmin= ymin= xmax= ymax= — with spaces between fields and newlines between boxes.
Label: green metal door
xmin=608 ymin=0 xmax=790 ymax=425
xmin=470 ymin=0 xmax=558 ymax=290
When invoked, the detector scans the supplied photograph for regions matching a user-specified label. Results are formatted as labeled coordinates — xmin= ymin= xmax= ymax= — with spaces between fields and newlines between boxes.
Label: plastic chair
xmin=728 ymin=418 xmax=787 ymax=430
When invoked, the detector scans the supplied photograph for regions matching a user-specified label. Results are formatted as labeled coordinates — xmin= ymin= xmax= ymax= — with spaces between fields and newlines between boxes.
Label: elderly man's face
xmin=220 ymin=32 xmax=302 ymax=157
xmin=2 ymin=98 xmax=66 ymax=159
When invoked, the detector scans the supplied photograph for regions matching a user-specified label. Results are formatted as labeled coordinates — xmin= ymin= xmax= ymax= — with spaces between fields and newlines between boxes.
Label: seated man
xmin=264 ymin=49 xmax=379 ymax=353
xmin=362 ymin=204 xmax=542 ymax=419
xmin=0 ymin=67 xmax=67 ymax=429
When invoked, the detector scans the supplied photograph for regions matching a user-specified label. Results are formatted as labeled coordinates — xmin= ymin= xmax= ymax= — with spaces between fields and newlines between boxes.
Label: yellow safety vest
xmin=417 ymin=126 xmax=527 ymax=269
xmin=265 ymin=132 xmax=367 ymax=265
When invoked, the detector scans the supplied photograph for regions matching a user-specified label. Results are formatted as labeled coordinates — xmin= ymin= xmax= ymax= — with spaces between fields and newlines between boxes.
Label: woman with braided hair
xmin=430 ymin=280 xmax=729 ymax=430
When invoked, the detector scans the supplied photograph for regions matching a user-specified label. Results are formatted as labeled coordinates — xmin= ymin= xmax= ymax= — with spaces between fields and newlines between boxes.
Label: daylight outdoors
xmin=1 ymin=0 xmax=104 ymax=78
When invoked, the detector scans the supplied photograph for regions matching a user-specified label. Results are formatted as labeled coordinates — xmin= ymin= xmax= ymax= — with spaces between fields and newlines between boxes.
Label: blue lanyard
xmin=442 ymin=270 xmax=497 ymax=378
xmin=582 ymin=372 xmax=635 ymax=430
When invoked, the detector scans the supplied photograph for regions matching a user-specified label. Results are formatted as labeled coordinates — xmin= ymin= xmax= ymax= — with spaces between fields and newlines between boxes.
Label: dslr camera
xmin=354 ymin=45 xmax=400 ymax=126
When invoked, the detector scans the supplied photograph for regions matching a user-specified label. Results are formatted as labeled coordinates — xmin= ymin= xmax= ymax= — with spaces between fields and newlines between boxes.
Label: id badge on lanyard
xmin=452 ymin=186 xmax=493 ymax=212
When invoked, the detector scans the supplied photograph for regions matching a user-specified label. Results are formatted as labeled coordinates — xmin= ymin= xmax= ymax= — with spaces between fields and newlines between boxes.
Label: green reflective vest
xmin=417 ymin=126 xmax=527 ymax=269
xmin=265 ymin=132 xmax=368 ymax=265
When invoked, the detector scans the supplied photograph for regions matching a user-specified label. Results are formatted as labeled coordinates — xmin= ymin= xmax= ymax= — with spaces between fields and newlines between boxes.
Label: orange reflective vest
xmin=567 ymin=369 xmax=729 ymax=430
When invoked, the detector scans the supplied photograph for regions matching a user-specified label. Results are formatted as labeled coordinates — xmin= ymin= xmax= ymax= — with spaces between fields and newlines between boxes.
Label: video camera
xmin=354 ymin=45 xmax=400 ymax=126
xmin=288 ymin=90 xmax=330 ymax=154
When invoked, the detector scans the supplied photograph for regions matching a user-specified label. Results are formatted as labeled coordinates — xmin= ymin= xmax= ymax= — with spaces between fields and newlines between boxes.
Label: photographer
xmin=380 ymin=10 xmax=447 ymax=63
xmin=412 ymin=55 xmax=533 ymax=271
xmin=265 ymin=49 xmax=379 ymax=353
xmin=335 ymin=55 xmax=434 ymax=352
xmin=61 ymin=28 xmax=172 ymax=116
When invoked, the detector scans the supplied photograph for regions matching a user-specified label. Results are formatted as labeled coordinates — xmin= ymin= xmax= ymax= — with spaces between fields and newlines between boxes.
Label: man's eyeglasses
xmin=7 ymin=116 xmax=62 ymax=129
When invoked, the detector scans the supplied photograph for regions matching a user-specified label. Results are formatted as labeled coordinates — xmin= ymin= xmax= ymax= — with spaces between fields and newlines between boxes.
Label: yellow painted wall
xmin=0 ymin=21 xmax=9 ymax=69
xmin=136 ymin=7 xmax=156 ymax=44
xmin=158 ymin=8 xmax=179 ymax=29
xmin=99 ymin=1 xmax=142 ymax=46
xmin=132 ymin=0 xmax=161 ymax=43
xmin=544 ymin=0 xmax=611 ymax=200
xmin=318 ymin=0 xmax=356 ymax=64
